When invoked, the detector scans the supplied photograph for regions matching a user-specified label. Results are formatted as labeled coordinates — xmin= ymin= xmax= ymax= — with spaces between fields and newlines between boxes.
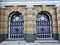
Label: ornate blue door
xmin=36 ymin=12 xmax=52 ymax=39
xmin=10 ymin=13 xmax=24 ymax=39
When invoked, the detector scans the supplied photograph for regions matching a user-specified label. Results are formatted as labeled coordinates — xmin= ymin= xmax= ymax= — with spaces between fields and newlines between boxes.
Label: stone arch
xmin=8 ymin=11 xmax=24 ymax=40
xmin=36 ymin=11 xmax=52 ymax=39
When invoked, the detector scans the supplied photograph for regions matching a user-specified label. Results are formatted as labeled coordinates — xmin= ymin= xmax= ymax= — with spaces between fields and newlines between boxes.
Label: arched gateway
xmin=8 ymin=11 xmax=52 ymax=41
xmin=8 ymin=11 xmax=24 ymax=40
xmin=36 ymin=11 xmax=52 ymax=39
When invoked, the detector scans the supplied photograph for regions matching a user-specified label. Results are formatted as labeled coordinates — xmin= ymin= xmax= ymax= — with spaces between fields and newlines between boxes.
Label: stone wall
xmin=0 ymin=8 xmax=7 ymax=42
xmin=0 ymin=5 xmax=59 ymax=42
xmin=34 ymin=5 xmax=58 ymax=40
xmin=56 ymin=7 xmax=60 ymax=41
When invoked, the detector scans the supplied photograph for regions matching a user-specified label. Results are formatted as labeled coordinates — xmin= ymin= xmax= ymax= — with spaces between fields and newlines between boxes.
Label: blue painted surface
xmin=10 ymin=14 xmax=24 ymax=38
xmin=36 ymin=13 xmax=51 ymax=38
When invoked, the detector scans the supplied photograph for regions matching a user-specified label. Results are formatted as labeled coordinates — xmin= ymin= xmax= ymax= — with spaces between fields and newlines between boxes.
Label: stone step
xmin=25 ymin=34 xmax=35 ymax=42
xmin=7 ymin=38 xmax=59 ymax=43
xmin=35 ymin=39 xmax=59 ymax=43
xmin=0 ymin=41 xmax=60 ymax=45
xmin=7 ymin=38 xmax=24 ymax=41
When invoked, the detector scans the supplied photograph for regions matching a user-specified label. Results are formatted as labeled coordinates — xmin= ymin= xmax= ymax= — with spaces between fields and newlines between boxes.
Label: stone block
xmin=0 ymin=22 xmax=4 ymax=27
xmin=53 ymin=34 xmax=58 ymax=40
xmin=3 ymin=28 xmax=8 ymax=34
xmin=3 ymin=22 xmax=8 ymax=28
xmin=58 ymin=34 xmax=60 ymax=42
xmin=26 ymin=34 xmax=35 ymax=42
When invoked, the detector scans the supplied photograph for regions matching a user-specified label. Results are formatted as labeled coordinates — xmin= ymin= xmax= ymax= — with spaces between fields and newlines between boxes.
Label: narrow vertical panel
xmin=13 ymin=5 xmax=18 ymax=11
xmin=42 ymin=5 xmax=46 ymax=11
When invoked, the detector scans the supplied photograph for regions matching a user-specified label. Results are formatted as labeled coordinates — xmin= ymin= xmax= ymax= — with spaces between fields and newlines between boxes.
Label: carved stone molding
xmin=22 ymin=8 xmax=37 ymax=16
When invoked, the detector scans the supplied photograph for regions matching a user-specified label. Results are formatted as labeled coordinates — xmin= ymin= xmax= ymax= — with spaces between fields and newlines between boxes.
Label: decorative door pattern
xmin=36 ymin=12 xmax=51 ymax=39
xmin=9 ymin=10 xmax=52 ymax=41
xmin=10 ymin=13 xmax=24 ymax=39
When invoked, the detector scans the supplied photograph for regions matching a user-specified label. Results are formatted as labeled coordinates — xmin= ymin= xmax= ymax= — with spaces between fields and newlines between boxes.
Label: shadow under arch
xmin=36 ymin=11 xmax=52 ymax=39
xmin=8 ymin=11 xmax=24 ymax=40
xmin=8 ymin=11 xmax=22 ymax=18
xmin=38 ymin=11 xmax=52 ymax=19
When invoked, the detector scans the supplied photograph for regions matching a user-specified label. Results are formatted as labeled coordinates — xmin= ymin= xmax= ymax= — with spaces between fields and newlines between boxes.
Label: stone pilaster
xmin=45 ymin=5 xmax=58 ymax=40
xmin=0 ymin=8 xmax=5 ymax=42
xmin=13 ymin=5 xmax=18 ymax=11
xmin=22 ymin=8 xmax=37 ymax=42
xmin=56 ymin=6 xmax=60 ymax=42
xmin=52 ymin=10 xmax=58 ymax=40
xmin=42 ymin=5 xmax=46 ymax=11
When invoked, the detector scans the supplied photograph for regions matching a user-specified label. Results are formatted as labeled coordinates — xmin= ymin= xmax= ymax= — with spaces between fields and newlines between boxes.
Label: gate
xmin=9 ymin=12 xmax=24 ymax=40
xmin=36 ymin=12 xmax=52 ymax=39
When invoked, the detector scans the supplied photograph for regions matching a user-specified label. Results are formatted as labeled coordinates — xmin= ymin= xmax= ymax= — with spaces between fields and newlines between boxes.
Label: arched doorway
xmin=36 ymin=11 xmax=52 ymax=39
xmin=8 ymin=11 xmax=24 ymax=40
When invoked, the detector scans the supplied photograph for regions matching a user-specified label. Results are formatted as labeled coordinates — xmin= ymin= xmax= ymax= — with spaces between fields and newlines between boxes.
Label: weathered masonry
xmin=0 ymin=4 xmax=60 ymax=42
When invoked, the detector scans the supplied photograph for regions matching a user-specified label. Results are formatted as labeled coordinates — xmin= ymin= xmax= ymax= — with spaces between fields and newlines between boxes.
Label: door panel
xmin=36 ymin=13 xmax=51 ymax=39
xmin=9 ymin=13 xmax=24 ymax=39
